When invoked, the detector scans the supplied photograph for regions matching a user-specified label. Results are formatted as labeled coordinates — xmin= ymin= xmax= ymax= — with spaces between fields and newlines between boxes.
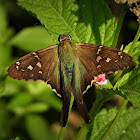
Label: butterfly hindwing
xmin=71 ymin=58 xmax=91 ymax=124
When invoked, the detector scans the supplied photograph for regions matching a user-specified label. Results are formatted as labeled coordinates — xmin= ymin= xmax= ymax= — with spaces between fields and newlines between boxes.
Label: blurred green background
xmin=0 ymin=0 xmax=138 ymax=140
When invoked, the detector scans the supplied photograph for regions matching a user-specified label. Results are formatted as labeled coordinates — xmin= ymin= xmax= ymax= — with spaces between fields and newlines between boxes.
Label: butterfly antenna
xmin=37 ymin=23 xmax=60 ymax=35
xmin=68 ymin=15 xmax=84 ymax=34
xmin=46 ymin=28 xmax=60 ymax=35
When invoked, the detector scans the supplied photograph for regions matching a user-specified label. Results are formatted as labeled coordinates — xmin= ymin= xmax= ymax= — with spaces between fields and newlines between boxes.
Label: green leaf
xmin=26 ymin=102 xmax=49 ymax=113
xmin=0 ymin=3 xmax=7 ymax=33
xmin=26 ymin=81 xmax=52 ymax=95
xmin=7 ymin=93 xmax=33 ymax=109
xmin=3 ymin=78 xmax=28 ymax=96
xmin=0 ymin=101 xmax=10 ymax=139
xmin=11 ymin=137 xmax=21 ymax=140
xmin=124 ymin=41 xmax=140 ymax=64
xmin=25 ymin=81 xmax=62 ymax=111
xmin=38 ymin=92 xmax=62 ymax=111
xmin=10 ymin=26 xmax=55 ymax=52
xmin=0 ymin=66 xmax=7 ymax=95
xmin=0 ymin=4 xmax=13 ymax=67
xmin=25 ymin=115 xmax=53 ymax=140
xmin=0 ymin=44 xmax=11 ymax=67
xmin=117 ymin=64 xmax=140 ymax=108
xmin=87 ymin=108 xmax=140 ymax=140
xmin=0 ymin=3 xmax=13 ymax=43
xmin=18 ymin=0 xmax=116 ymax=45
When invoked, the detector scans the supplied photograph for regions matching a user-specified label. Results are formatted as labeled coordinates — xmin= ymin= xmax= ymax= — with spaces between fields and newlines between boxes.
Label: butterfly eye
xmin=58 ymin=34 xmax=72 ymax=42
xmin=58 ymin=34 xmax=62 ymax=42
xmin=68 ymin=34 xmax=72 ymax=40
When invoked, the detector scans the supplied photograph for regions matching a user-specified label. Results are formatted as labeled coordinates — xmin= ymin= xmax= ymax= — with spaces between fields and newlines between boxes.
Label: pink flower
xmin=94 ymin=74 xmax=107 ymax=85
xmin=127 ymin=0 xmax=140 ymax=5
xmin=133 ymin=6 xmax=140 ymax=17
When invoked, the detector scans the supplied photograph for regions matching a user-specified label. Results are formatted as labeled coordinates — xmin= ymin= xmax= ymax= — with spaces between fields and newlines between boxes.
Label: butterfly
xmin=7 ymin=33 xmax=134 ymax=127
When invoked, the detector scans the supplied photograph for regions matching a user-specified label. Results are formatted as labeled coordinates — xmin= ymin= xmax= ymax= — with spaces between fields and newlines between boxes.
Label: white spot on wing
xmin=105 ymin=58 xmax=111 ymax=63
xmin=16 ymin=61 xmax=20 ymax=65
xmin=21 ymin=69 xmax=25 ymax=72
xmin=27 ymin=65 xmax=33 ymax=70
xmin=99 ymin=46 xmax=103 ymax=49
xmin=118 ymin=52 xmax=122 ymax=55
xmin=36 ymin=62 xmax=42 ymax=68
xmin=16 ymin=66 xmax=19 ymax=70
xmin=97 ymin=46 xmax=103 ymax=54
xmin=32 ymin=52 xmax=40 ymax=60
xmin=38 ymin=71 xmax=42 ymax=74
xmin=97 ymin=65 xmax=101 ymax=68
xmin=118 ymin=52 xmax=123 ymax=59
xmin=120 ymin=55 xmax=123 ymax=59
xmin=96 ymin=56 xmax=102 ymax=63
xmin=32 ymin=52 xmax=37 ymax=55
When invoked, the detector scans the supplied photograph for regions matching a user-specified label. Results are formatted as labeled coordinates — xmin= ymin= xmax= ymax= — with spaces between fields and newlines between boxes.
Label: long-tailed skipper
xmin=7 ymin=33 xmax=134 ymax=127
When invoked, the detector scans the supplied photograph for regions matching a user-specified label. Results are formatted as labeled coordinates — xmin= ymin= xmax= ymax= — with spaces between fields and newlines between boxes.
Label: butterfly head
xmin=58 ymin=34 xmax=72 ymax=42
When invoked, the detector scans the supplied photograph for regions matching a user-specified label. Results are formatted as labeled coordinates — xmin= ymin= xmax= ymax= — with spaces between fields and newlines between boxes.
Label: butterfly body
xmin=7 ymin=33 xmax=134 ymax=127
xmin=58 ymin=34 xmax=77 ymax=82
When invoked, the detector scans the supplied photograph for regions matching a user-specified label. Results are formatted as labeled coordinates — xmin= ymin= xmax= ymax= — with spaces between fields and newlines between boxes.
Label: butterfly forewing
xmin=76 ymin=43 xmax=133 ymax=76
xmin=7 ymin=45 xmax=61 ymax=96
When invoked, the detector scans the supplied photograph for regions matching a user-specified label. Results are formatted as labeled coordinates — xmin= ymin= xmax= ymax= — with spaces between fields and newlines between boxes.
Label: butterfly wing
xmin=7 ymin=45 xmax=61 ymax=96
xmin=7 ymin=45 xmax=71 ymax=127
xmin=75 ymin=43 xmax=133 ymax=94
xmin=70 ymin=43 xmax=133 ymax=124
xmin=72 ymin=58 xmax=91 ymax=124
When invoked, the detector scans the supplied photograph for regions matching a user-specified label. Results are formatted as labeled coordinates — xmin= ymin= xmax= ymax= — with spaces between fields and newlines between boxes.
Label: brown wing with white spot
xmin=74 ymin=43 xmax=134 ymax=94
xmin=7 ymin=45 xmax=61 ymax=95
xmin=76 ymin=43 xmax=133 ymax=76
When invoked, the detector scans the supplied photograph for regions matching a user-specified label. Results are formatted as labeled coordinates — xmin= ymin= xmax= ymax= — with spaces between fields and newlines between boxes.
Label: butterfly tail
xmin=60 ymin=90 xmax=71 ymax=127
xmin=73 ymin=90 xmax=91 ymax=124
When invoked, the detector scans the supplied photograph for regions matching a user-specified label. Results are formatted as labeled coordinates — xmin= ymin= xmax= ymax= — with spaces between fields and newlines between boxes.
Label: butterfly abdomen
xmin=64 ymin=65 xmax=74 ymax=83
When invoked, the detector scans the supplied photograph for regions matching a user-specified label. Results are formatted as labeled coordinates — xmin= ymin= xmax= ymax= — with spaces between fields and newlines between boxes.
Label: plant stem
xmin=100 ymin=99 xmax=128 ymax=140
xmin=58 ymin=127 xmax=65 ymax=140
xmin=129 ymin=25 xmax=140 ymax=54
xmin=58 ymin=94 xmax=74 ymax=140
xmin=112 ymin=5 xmax=127 ymax=48
xmin=89 ymin=96 xmax=100 ymax=116
xmin=76 ymin=93 xmax=114 ymax=140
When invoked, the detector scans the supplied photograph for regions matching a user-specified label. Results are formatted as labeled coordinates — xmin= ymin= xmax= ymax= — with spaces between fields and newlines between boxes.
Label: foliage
xmin=87 ymin=108 xmax=140 ymax=140
xmin=0 ymin=0 xmax=140 ymax=140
